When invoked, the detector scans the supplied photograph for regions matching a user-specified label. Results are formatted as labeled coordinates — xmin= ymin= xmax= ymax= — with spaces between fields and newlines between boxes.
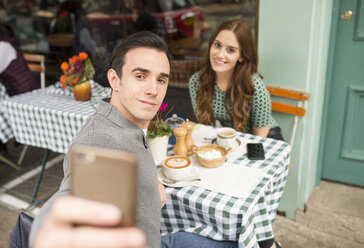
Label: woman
xmin=0 ymin=21 xmax=36 ymax=97
xmin=189 ymin=19 xmax=284 ymax=141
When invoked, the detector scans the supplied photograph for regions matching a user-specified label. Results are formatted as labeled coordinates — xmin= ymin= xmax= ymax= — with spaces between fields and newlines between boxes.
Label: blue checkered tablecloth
xmin=0 ymin=83 xmax=13 ymax=143
xmin=160 ymin=131 xmax=290 ymax=248
xmin=1 ymin=81 xmax=111 ymax=153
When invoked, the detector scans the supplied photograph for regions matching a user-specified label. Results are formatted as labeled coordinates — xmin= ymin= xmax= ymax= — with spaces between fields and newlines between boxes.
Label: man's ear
xmin=107 ymin=69 xmax=120 ymax=92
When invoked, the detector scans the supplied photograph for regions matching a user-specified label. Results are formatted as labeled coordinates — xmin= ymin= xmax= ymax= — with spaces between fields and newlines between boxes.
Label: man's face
xmin=109 ymin=47 xmax=170 ymax=129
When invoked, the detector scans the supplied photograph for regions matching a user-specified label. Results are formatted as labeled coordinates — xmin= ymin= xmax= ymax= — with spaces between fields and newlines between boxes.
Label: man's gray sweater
xmin=29 ymin=99 xmax=161 ymax=248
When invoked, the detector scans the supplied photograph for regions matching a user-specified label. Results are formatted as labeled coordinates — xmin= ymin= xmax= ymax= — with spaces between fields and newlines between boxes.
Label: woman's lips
xmin=213 ymin=58 xmax=226 ymax=66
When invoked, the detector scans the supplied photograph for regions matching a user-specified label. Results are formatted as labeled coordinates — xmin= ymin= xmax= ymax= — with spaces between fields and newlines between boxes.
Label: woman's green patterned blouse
xmin=189 ymin=71 xmax=279 ymax=133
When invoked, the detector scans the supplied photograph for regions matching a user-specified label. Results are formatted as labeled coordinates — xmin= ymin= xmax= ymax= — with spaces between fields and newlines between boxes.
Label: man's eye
xmin=158 ymin=78 xmax=168 ymax=84
xmin=136 ymin=74 xmax=145 ymax=79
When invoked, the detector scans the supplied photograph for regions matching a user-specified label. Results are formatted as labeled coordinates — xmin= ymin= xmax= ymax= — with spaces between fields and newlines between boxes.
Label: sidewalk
xmin=1 ymin=141 xmax=364 ymax=247
xmin=274 ymin=180 xmax=364 ymax=248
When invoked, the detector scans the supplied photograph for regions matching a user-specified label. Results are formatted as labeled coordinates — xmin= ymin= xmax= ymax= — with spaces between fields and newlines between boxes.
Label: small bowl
xmin=193 ymin=144 xmax=231 ymax=168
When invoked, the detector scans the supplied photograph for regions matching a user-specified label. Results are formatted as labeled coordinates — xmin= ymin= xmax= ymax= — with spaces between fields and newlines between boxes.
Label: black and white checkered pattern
xmin=160 ymin=131 xmax=290 ymax=248
xmin=2 ymin=81 xmax=111 ymax=153
xmin=0 ymin=83 xmax=14 ymax=143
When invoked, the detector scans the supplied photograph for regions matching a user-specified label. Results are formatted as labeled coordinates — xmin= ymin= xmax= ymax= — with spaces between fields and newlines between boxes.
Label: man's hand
xmin=34 ymin=195 xmax=146 ymax=248
xmin=158 ymin=181 xmax=167 ymax=208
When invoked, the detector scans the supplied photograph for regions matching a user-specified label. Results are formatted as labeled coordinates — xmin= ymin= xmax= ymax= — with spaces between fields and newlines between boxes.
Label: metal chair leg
xmin=31 ymin=149 xmax=50 ymax=204
xmin=0 ymin=154 xmax=20 ymax=170
xmin=17 ymin=145 xmax=28 ymax=165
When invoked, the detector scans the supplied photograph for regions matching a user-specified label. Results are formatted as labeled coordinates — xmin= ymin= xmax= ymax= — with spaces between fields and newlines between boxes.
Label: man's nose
xmin=145 ymin=80 xmax=158 ymax=96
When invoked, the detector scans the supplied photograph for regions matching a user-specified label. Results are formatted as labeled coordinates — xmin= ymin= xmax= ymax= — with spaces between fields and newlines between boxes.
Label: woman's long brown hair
xmin=195 ymin=19 xmax=257 ymax=132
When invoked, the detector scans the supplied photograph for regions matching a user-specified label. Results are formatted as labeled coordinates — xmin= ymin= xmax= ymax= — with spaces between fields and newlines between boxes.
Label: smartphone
xmin=70 ymin=145 xmax=137 ymax=227
xmin=247 ymin=143 xmax=265 ymax=160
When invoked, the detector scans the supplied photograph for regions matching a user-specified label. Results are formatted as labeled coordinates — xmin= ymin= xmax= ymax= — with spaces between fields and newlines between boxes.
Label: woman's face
xmin=209 ymin=30 xmax=243 ymax=75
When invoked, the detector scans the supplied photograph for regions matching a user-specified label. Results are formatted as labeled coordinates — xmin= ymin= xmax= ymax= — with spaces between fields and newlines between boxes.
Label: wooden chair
xmin=17 ymin=53 xmax=46 ymax=165
xmin=266 ymin=86 xmax=309 ymax=147
xmin=23 ymin=53 xmax=46 ymax=89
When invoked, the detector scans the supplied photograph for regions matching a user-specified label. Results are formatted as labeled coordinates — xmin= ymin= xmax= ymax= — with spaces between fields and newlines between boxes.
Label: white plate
xmin=212 ymin=137 xmax=242 ymax=151
xmin=158 ymin=167 xmax=200 ymax=187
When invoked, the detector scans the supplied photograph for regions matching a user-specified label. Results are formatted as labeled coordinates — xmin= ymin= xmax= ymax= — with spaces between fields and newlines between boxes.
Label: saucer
xmin=158 ymin=167 xmax=200 ymax=187
xmin=212 ymin=137 xmax=242 ymax=151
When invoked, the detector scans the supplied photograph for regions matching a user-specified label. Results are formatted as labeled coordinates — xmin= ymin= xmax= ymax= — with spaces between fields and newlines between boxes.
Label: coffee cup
xmin=163 ymin=155 xmax=192 ymax=181
xmin=216 ymin=127 xmax=237 ymax=149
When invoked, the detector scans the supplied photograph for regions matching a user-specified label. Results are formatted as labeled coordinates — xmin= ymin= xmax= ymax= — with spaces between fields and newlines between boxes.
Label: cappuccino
xmin=165 ymin=157 xmax=190 ymax=169
xmin=219 ymin=131 xmax=235 ymax=137
xmin=163 ymin=156 xmax=192 ymax=181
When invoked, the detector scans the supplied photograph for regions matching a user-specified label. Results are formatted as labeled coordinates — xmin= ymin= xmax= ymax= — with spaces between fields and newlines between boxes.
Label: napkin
xmin=193 ymin=158 xmax=268 ymax=199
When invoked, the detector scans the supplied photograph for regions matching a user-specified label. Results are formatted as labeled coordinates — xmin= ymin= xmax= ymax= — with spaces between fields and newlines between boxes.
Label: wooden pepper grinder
xmin=173 ymin=125 xmax=188 ymax=156
xmin=182 ymin=119 xmax=195 ymax=156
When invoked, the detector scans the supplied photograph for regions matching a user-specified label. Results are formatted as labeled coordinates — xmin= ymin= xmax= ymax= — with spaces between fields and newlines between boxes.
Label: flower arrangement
xmin=148 ymin=102 xmax=174 ymax=139
xmin=59 ymin=52 xmax=95 ymax=89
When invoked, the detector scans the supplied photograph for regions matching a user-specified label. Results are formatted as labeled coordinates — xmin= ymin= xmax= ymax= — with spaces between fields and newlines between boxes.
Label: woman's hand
xmin=34 ymin=196 xmax=146 ymax=248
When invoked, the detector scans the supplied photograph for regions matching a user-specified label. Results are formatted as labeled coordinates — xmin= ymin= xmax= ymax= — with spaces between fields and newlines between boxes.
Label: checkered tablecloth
xmin=160 ymin=131 xmax=290 ymax=248
xmin=0 ymin=83 xmax=14 ymax=143
xmin=1 ymin=81 xmax=111 ymax=153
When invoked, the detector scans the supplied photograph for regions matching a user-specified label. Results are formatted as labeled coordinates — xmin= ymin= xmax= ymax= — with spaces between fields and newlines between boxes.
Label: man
xmin=30 ymin=31 xmax=169 ymax=248
xmin=30 ymin=31 xmax=238 ymax=248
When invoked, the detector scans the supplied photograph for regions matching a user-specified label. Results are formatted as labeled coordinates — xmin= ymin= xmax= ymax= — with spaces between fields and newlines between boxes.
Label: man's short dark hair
xmin=110 ymin=31 xmax=172 ymax=78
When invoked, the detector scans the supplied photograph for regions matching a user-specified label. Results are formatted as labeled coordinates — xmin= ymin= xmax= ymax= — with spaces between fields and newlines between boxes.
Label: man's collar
xmin=98 ymin=99 xmax=148 ymax=148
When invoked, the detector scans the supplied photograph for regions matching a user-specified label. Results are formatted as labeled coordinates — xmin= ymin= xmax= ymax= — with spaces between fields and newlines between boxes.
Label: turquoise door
xmin=322 ymin=0 xmax=364 ymax=186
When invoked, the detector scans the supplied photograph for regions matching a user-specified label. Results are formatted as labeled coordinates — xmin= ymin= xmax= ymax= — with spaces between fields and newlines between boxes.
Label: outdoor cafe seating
xmin=0 ymin=79 xmax=290 ymax=247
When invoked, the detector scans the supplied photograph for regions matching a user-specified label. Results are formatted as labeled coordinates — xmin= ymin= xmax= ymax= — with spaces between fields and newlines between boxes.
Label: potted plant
xmin=148 ymin=102 xmax=173 ymax=164
xmin=59 ymin=52 xmax=95 ymax=101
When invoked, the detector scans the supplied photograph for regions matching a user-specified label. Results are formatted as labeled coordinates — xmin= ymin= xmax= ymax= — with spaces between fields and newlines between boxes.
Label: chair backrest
xmin=23 ymin=53 xmax=46 ymax=89
xmin=266 ymin=85 xmax=309 ymax=146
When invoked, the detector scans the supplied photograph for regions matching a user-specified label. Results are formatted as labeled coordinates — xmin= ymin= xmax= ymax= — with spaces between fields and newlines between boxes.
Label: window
xmin=0 ymin=0 xmax=257 ymax=84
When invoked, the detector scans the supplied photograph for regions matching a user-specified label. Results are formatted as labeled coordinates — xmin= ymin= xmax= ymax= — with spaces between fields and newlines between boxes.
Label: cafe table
xmin=0 ymin=83 xmax=21 ymax=169
xmin=159 ymin=125 xmax=291 ymax=248
xmin=0 ymin=83 xmax=13 ymax=144
xmin=1 ymin=81 xmax=111 ymax=203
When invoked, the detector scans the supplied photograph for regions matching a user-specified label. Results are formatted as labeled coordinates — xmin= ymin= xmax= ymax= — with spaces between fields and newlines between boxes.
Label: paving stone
xmin=307 ymin=181 xmax=364 ymax=220
xmin=274 ymin=215 xmax=364 ymax=248
xmin=0 ymin=205 xmax=19 ymax=248
xmin=305 ymin=209 xmax=362 ymax=241
xmin=355 ymin=231 xmax=364 ymax=245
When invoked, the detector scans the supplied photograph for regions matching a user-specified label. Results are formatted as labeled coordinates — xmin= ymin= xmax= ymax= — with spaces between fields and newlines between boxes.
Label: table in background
xmin=0 ymin=83 xmax=20 ymax=169
xmin=1 ymin=81 xmax=110 ymax=203
xmin=0 ymin=83 xmax=13 ymax=144
xmin=2 ymin=81 xmax=110 ymax=154
xmin=161 ymin=131 xmax=290 ymax=248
